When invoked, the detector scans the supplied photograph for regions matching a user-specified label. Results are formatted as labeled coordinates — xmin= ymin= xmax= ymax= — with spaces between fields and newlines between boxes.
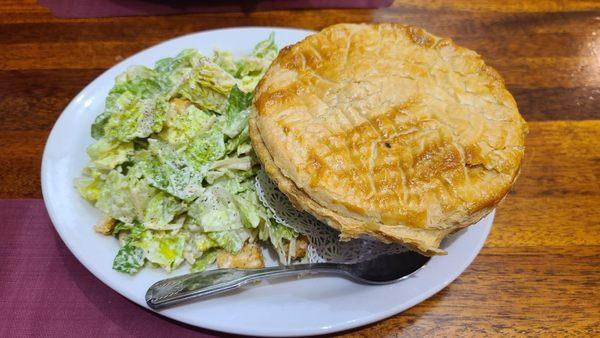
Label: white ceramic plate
xmin=41 ymin=27 xmax=494 ymax=336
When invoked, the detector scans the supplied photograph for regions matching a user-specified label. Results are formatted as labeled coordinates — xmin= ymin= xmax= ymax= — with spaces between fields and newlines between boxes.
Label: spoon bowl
xmin=344 ymin=251 xmax=431 ymax=284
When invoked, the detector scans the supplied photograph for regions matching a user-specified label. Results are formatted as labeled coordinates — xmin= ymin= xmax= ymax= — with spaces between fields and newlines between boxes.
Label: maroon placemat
xmin=0 ymin=199 xmax=219 ymax=337
xmin=38 ymin=0 xmax=393 ymax=18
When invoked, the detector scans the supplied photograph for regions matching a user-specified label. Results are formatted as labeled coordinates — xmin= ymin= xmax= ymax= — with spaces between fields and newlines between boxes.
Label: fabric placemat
xmin=38 ymin=0 xmax=394 ymax=19
xmin=0 ymin=199 xmax=217 ymax=337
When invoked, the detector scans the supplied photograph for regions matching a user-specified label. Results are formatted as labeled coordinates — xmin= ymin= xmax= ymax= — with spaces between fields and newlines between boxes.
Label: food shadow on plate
xmin=438 ymin=216 xmax=486 ymax=251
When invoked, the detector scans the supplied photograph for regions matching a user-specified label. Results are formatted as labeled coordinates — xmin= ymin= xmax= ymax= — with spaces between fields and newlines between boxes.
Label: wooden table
xmin=1 ymin=1 xmax=598 ymax=336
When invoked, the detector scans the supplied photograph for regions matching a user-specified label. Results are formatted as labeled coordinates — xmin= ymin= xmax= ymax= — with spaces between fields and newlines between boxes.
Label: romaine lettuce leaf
xmin=236 ymin=33 xmax=279 ymax=92
xmin=259 ymin=219 xmax=300 ymax=264
xmin=225 ymin=130 xmax=249 ymax=155
xmin=212 ymin=50 xmax=237 ymax=76
xmin=252 ymin=32 xmax=278 ymax=59
xmin=142 ymin=139 xmax=205 ymax=201
xmin=155 ymin=49 xmax=198 ymax=80
xmin=236 ymin=142 xmax=253 ymax=156
xmin=111 ymin=221 xmax=131 ymax=237
xmin=190 ymin=249 xmax=218 ymax=272
xmin=183 ymin=233 xmax=218 ymax=265
xmin=135 ymin=230 xmax=188 ymax=272
xmin=191 ymin=56 xmax=239 ymax=95
xmin=179 ymin=85 xmax=228 ymax=114
xmin=235 ymin=57 xmax=271 ymax=92
xmin=112 ymin=241 xmax=146 ymax=274
xmin=104 ymin=93 xmax=167 ymax=142
xmin=235 ymin=189 xmax=269 ymax=229
xmin=86 ymin=137 xmax=133 ymax=171
xmin=193 ymin=234 xmax=219 ymax=252
xmin=112 ymin=65 xmax=162 ymax=98
xmin=236 ymin=56 xmax=271 ymax=78
xmin=114 ymin=221 xmax=145 ymax=240
xmin=127 ymin=164 xmax=159 ymax=221
xmin=185 ymin=130 xmax=226 ymax=167
xmin=95 ymin=171 xmax=134 ymax=223
xmin=143 ymin=191 xmax=186 ymax=230
xmin=95 ymin=65 xmax=163 ymax=140
xmin=74 ymin=175 xmax=104 ymax=202
xmin=208 ymin=229 xmax=252 ymax=253
xmin=95 ymin=166 xmax=156 ymax=223
xmin=210 ymin=156 xmax=253 ymax=172
xmin=222 ymin=175 xmax=251 ymax=194
xmin=187 ymin=184 xmax=242 ymax=232
xmin=159 ymin=99 xmax=215 ymax=145
xmin=91 ymin=112 xmax=111 ymax=140
xmin=221 ymin=85 xmax=253 ymax=138
xmin=176 ymin=56 xmax=239 ymax=113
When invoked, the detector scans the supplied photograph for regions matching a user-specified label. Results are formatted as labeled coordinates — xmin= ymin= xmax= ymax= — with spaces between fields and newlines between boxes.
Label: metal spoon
xmin=146 ymin=251 xmax=430 ymax=309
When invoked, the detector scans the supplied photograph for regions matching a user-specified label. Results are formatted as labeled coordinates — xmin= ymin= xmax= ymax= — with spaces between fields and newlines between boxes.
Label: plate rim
xmin=41 ymin=26 xmax=493 ymax=336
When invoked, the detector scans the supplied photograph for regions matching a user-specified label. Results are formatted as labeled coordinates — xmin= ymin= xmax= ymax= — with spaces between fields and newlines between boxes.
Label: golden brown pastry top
xmin=251 ymin=23 xmax=527 ymax=253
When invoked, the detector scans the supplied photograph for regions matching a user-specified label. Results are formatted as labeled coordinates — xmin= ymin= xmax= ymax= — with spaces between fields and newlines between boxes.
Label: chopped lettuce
xmin=210 ymin=156 xmax=253 ymax=172
xmin=252 ymin=32 xmax=278 ymax=59
xmin=236 ymin=57 xmax=271 ymax=92
xmin=225 ymin=126 xmax=250 ymax=155
xmin=97 ymin=66 xmax=165 ymax=141
xmin=95 ymin=169 xmax=156 ymax=223
xmin=135 ymin=230 xmax=188 ymax=272
xmin=112 ymin=241 xmax=146 ymax=274
xmin=208 ymin=229 xmax=253 ymax=253
xmin=236 ymin=56 xmax=271 ymax=78
xmin=259 ymin=219 xmax=300 ymax=264
xmin=86 ymin=138 xmax=133 ymax=171
xmin=175 ymin=55 xmax=238 ymax=113
xmin=91 ymin=112 xmax=111 ymax=140
xmin=212 ymin=50 xmax=237 ymax=76
xmin=187 ymin=184 xmax=243 ymax=232
xmin=155 ymin=49 xmax=197 ymax=84
xmin=193 ymin=234 xmax=219 ymax=252
xmin=185 ymin=130 xmax=226 ymax=167
xmin=159 ymin=99 xmax=215 ymax=145
xmin=93 ymin=66 xmax=162 ymax=140
xmin=238 ymin=33 xmax=279 ymax=92
xmin=141 ymin=139 xmax=205 ymax=201
xmin=235 ymin=189 xmax=270 ymax=229
xmin=111 ymin=221 xmax=132 ymax=237
xmin=190 ymin=249 xmax=218 ymax=272
xmin=113 ymin=221 xmax=145 ymax=240
xmin=111 ymin=65 xmax=162 ymax=98
xmin=77 ymin=33 xmax=307 ymax=274
xmin=179 ymin=85 xmax=228 ymax=113
xmin=190 ymin=56 xmax=239 ymax=96
xmin=75 ymin=173 xmax=104 ymax=202
xmin=104 ymin=93 xmax=167 ymax=142
xmin=143 ymin=192 xmax=186 ymax=230
xmin=222 ymin=85 xmax=253 ymax=138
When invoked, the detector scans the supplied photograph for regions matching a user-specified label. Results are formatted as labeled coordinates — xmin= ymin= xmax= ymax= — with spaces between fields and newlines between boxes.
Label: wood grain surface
xmin=1 ymin=0 xmax=598 ymax=336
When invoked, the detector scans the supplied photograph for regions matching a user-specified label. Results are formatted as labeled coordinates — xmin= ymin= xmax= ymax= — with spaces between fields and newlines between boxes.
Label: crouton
xmin=94 ymin=216 xmax=116 ymax=235
xmin=217 ymin=242 xmax=265 ymax=269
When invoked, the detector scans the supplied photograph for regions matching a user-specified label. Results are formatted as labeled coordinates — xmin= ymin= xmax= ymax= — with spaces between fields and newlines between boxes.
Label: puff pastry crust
xmin=250 ymin=23 xmax=527 ymax=254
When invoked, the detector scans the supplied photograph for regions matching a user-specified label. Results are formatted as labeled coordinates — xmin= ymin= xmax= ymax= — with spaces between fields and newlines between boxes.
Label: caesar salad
xmin=75 ymin=34 xmax=307 ymax=274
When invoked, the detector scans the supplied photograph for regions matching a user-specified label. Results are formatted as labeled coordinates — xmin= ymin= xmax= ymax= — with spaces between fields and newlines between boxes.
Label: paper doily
xmin=255 ymin=170 xmax=407 ymax=263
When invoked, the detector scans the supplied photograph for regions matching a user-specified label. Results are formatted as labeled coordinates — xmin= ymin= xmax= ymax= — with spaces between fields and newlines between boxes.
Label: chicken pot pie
xmin=249 ymin=23 xmax=527 ymax=255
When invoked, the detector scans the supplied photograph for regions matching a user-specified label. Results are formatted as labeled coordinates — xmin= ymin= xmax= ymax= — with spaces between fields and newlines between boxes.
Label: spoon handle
xmin=146 ymin=263 xmax=343 ymax=309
